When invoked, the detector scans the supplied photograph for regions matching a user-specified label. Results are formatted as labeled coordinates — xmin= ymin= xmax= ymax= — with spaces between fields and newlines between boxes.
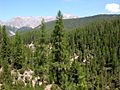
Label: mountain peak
xmin=0 ymin=14 xmax=79 ymax=28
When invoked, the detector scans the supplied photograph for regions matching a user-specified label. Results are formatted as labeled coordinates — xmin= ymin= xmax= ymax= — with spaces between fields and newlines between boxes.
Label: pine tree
xmin=0 ymin=25 xmax=12 ymax=86
xmin=40 ymin=19 xmax=46 ymax=44
xmin=34 ymin=19 xmax=48 ymax=80
xmin=69 ymin=60 xmax=87 ymax=90
xmin=49 ymin=10 xmax=69 ymax=89
xmin=52 ymin=10 xmax=69 ymax=64
xmin=12 ymin=31 xmax=24 ymax=69
xmin=0 ymin=26 xmax=2 ymax=64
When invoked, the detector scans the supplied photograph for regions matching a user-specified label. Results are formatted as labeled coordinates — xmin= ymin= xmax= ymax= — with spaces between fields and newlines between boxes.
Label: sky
xmin=0 ymin=0 xmax=120 ymax=20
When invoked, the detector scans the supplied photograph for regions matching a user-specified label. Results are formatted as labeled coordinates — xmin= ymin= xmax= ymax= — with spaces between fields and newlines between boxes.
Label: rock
xmin=44 ymin=84 xmax=52 ymax=90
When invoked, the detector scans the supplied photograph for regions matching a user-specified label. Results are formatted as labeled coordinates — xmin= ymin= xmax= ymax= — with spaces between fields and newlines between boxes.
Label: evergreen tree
xmin=0 ymin=25 xmax=12 ymax=86
xmin=49 ymin=10 xmax=69 ymax=89
xmin=0 ymin=26 xmax=2 ymax=64
xmin=12 ymin=32 xmax=24 ymax=69
xmin=69 ymin=60 xmax=87 ymax=90
xmin=34 ymin=19 xmax=48 ymax=80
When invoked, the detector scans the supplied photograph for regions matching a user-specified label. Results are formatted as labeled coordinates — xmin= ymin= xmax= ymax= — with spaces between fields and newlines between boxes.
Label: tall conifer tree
xmin=12 ymin=32 xmax=24 ymax=69
xmin=1 ymin=26 xmax=12 ymax=86
xmin=34 ymin=19 xmax=48 ymax=79
xmin=50 ymin=10 xmax=69 ymax=89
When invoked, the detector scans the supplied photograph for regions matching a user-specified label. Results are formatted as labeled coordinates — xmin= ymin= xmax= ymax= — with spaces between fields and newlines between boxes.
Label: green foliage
xmin=1 ymin=13 xmax=120 ymax=90
xmin=33 ymin=19 xmax=49 ymax=84
xmin=12 ymin=32 xmax=24 ymax=69
xmin=49 ymin=11 xmax=70 ymax=90
xmin=0 ymin=25 xmax=12 ymax=86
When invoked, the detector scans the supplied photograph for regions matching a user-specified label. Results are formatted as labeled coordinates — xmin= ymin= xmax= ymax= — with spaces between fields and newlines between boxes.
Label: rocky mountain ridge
xmin=0 ymin=14 xmax=79 ymax=28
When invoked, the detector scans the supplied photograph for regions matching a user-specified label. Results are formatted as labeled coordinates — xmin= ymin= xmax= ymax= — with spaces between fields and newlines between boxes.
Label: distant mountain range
xmin=0 ymin=14 xmax=79 ymax=36
xmin=0 ymin=14 xmax=120 ymax=36
xmin=0 ymin=14 xmax=79 ymax=28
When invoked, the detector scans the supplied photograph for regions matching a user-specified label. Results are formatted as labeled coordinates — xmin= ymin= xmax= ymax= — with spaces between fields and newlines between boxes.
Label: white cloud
xmin=105 ymin=3 xmax=120 ymax=13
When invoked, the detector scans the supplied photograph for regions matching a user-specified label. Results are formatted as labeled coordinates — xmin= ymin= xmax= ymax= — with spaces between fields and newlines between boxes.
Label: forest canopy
xmin=0 ymin=11 xmax=120 ymax=90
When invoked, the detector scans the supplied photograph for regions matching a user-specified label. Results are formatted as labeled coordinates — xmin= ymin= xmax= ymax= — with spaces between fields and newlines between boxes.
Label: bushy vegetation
xmin=0 ymin=11 xmax=120 ymax=90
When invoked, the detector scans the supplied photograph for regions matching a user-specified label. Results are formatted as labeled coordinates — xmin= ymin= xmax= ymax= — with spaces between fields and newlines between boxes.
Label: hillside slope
xmin=44 ymin=14 xmax=120 ymax=30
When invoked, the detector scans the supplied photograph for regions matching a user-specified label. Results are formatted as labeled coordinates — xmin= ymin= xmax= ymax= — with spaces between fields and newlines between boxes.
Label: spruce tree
xmin=69 ymin=60 xmax=87 ymax=90
xmin=49 ymin=10 xmax=69 ymax=89
xmin=1 ymin=25 xmax=12 ymax=86
xmin=34 ymin=19 xmax=48 ymax=79
xmin=12 ymin=31 xmax=24 ymax=69
xmin=0 ymin=26 xmax=2 ymax=64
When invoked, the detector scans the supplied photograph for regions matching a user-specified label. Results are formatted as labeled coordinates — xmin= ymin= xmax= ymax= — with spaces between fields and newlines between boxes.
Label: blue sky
xmin=0 ymin=0 xmax=120 ymax=20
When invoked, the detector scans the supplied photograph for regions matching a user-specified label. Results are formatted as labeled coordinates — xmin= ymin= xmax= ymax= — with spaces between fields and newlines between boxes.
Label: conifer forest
xmin=0 ymin=11 xmax=120 ymax=90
